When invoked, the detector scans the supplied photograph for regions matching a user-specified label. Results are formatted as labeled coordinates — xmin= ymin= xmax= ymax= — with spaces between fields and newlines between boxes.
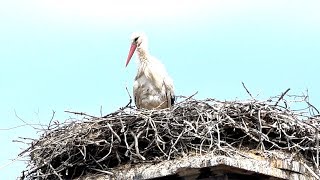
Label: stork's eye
xmin=134 ymin=37 xmax=139 ymax=42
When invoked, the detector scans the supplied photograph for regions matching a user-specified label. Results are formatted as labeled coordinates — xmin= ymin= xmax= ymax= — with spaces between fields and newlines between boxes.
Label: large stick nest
xmin=20 ymin=93 xmax=320 ymax=179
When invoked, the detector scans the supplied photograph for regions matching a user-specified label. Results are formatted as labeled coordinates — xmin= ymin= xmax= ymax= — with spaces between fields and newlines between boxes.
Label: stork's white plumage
xmin=125 ymin=32 xmax=175 ymax=110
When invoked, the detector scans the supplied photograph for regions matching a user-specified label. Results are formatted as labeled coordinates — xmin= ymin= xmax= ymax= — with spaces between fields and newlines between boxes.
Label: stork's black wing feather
xmin=171 ymin=95 xmax=175 ymax=106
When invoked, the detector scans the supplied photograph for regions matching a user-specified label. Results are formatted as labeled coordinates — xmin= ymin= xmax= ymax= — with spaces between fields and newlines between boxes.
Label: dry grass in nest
xmin=19 ymin=90 xmax=320 ymax=179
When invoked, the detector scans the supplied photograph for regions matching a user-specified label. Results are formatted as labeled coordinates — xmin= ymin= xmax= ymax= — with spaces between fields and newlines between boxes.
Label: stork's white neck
xmin=136 ymin=45 xmax=150 ymax=63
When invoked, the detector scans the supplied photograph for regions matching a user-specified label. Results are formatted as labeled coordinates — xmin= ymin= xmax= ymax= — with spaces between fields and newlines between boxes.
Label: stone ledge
xmin=81 ymin=152 xmax=317 ymax=180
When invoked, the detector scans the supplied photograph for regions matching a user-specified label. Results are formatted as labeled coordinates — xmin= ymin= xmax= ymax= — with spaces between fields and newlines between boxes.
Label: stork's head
xmin=125 ymin=32 xmax=148 ymax=67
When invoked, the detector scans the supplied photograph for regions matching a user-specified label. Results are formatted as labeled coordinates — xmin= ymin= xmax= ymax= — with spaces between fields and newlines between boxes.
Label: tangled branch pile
xmin=21 ymin=93 xmax=320 ymax=179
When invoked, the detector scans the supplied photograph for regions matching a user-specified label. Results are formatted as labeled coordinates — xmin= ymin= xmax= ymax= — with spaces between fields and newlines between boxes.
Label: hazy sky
xmin=0 ymin=0 xmax=319 ymax=179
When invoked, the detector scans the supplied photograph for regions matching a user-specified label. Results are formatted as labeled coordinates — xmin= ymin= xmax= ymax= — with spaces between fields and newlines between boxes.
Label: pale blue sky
xmin=0 ymin=0 xmax=319 ymax=179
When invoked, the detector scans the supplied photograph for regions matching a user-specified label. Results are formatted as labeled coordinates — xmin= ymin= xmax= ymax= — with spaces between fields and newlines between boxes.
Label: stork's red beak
xmin=125 ymin=43 xmax=137 ymax=67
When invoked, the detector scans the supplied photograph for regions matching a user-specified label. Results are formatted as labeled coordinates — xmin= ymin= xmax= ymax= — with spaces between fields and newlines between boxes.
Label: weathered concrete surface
xmin=80 ymin=152 xmax=318 ymax=180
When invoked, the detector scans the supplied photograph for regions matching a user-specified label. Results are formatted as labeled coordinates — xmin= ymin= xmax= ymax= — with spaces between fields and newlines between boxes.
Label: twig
xmin=305 ymin=89 xmax=320 ymax=115
xmin=100 ymin=106 xmax=103 ymax=117
xmin=256 ymin=110 xmax=265 ymax=151
xmin=316 ymin=127 xmax=319 ymax=168
xmin=49 ymin=164 xmax=63 ymax=180
xmin=215 ymin=123 xmax=221 ymax=149
xmin=64 ymin=110 xmax=97 ymax=118
xmin=48 ymin=110 xmax=56 ymax=130
xmin=241 ymin=82 xmax=253 ymax=99
xmin=14 ymin=110 xmax=37 ymax=129
xmin=90 ymin=168 xmax=114 ymax=175
xmin=107 ymin=123 xmax=121 ymax=142
xmin=0 ymin=155 xmax=22 ymax=170
xmin=168 ymin=129 xmax=185 ymax=160
xmin=97 ymin=135 xmax=114 ymax=163
xmin=274 ymin=88 xmax=290 ymax=106
xmin=0 ymin=124 xmax=47 ymax=131
xmin=130 ymin=131 xmax=146 ymax=160
xmin=175 ymin=91 xmax=198 ymax=106
xmin=307 ymin=101 xmax=320 ymax=115
xmin=121 ymin=86 xmax=132 ymax=109
xmin=303 ymin=163 xmax=320 ymax=180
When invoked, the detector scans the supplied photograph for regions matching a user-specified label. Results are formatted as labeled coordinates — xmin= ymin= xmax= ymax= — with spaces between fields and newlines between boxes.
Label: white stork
xmin=125 ymin=32 xmax=175 ymax=110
